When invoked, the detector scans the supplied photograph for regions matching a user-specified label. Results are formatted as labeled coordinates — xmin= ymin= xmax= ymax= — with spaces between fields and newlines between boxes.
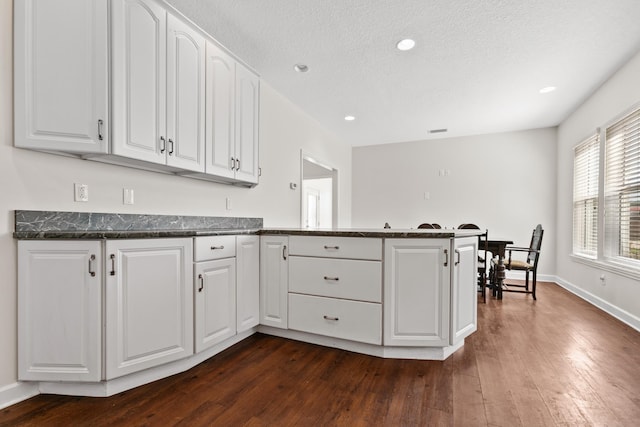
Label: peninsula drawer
xmin=289 ymin=256 xmax=382 ymax=302
xmin=288 ymin=236 xmax=382 ymax=260
xmin=288 ymin=293 xmax=382 ymax=345
xmin=194 ymin=236 xmax=236 ymax=261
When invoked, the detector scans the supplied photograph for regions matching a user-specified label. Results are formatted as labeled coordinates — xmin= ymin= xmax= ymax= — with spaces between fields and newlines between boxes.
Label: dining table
xmin=480 ymin=238 xmax=513 ymax=299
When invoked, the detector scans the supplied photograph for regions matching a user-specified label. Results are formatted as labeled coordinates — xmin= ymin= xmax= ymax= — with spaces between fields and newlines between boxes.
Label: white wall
xmin=0 ymin=0 xmax=351 ymax=393
xmin=556 ymin=50 xmax=640 ymax=327
xmin=352 ymin=128 xmax=558 ymax=276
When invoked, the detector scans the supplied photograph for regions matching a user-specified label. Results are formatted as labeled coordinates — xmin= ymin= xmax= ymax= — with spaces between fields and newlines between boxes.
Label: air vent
xmin=429 ymin=128 xmax=448 ymax=134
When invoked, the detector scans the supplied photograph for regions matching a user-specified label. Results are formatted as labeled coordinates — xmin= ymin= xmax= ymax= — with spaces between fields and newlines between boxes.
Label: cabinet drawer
xmin=288 ymin=236 xmax=382 ymax=260
xmin=288 ymin=294 xmax=382 ymax=345
xmin=289 ymin=256 xmax=381 ymax=303
xmin=194 ymin=236 xmax=236 ymax=261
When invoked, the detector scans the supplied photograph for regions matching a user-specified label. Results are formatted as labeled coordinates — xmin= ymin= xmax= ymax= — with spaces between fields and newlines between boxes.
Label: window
xmin=605 ymin=107 xmax=640 ymax=264
xmin=573 ymin=133 xmax=599 ymax=258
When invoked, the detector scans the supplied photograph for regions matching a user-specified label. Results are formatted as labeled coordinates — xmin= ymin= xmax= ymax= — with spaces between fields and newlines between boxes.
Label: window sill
xmin=571 ymin=254 xmax=640 ymax=281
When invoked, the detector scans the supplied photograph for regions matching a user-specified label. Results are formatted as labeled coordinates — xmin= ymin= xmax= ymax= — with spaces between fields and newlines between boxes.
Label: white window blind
xmin=605 ymin=106 xmax=640 ymax=262
xmin=573 ymin=133 xmax=600 ymax=257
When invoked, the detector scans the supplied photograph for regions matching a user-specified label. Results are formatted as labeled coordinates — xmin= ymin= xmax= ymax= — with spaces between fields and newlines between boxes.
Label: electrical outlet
xmin=74 ymin=183 xmax=89 ymax=202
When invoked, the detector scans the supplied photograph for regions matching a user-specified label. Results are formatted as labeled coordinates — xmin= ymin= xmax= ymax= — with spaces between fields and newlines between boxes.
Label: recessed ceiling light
xmin=396 ymin=39 xmax=416 ymax=51
xmin=293 ymin=64 xmax=309 ymax=73
xmin=539 ymin=86 xmax=556 ymax=94
xmin=344 ymin=115 xmax=356 ymax=121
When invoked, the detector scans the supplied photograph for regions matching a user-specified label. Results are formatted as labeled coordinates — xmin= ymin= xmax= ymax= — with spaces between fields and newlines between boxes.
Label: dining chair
xmin=493 ymin=224 xmax=544 ymax=300
xmin=417 ymin=223 xmax=435 ymax=229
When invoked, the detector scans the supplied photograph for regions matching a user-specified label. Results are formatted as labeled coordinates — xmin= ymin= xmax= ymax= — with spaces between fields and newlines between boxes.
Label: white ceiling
xmin=167 ymin=0 xmax=640 ymax=147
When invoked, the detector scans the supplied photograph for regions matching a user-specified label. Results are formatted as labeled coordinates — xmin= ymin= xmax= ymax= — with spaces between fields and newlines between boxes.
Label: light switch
xmin=226 ymin=197 xmax=232 ymax=210
xmin=123 ymin=188 xmax=134 ymax=205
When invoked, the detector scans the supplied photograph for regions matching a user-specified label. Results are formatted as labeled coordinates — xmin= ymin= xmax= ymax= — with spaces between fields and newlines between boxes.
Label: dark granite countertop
xmin=13 ymin=211 xmax=482 ymax=240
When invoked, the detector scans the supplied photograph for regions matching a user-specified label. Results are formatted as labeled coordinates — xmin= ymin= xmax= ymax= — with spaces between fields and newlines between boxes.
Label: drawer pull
xmin=323 ymin=276 xmax=339 ymax=281
xmin=210 ymin=245 xmax=225 ymax=250
xmin=323 ymin=315 xmax=339 ymax=321
xmin=323 ymin=245 xmax=340 ymax=250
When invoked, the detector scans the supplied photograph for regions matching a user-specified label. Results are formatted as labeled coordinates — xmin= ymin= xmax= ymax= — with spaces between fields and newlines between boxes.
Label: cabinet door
xmin=204 ymin=41 xmax=235 ymax=179
xmin=451 ymin=237 xmax=478 ymax=345
xmin=105 ymin=238 xmax=193 ymax=379
xmin=18 ymin=240 xmax=102 ymax=382
xmin=237 ymin=235 xmax=260 ymax=332
xmin=14 ymin=0 xmax=109 ymax=153
xmin=234 ymin=64 xmax=260 ymax=184
xmin=166 ymin=13 xmax=205 ymax=172
xmin=260 ymin=236 xmax=288 ymax=328
xmin=111 ymin=0 xmax=167 ymax=164
xmin=384 ymin=239 xmax=450 ymax=346
xmin=194 ymin=258 xmax=236 ymax=353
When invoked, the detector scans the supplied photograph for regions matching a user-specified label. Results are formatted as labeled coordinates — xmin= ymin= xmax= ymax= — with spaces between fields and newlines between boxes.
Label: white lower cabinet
xmin=236 ymin=235 xmax=260 ymax=332
xmin=18 ymin=240 xmax=102 ymax=382
xmin=259 ymin=236 xmax=289 ymax=329
xmin=105 ymin=238 xmax=193 ymax=380
xmin=194 ymin=258 xmax=236 ymax=353
xmin=451 ymin=237 xmax=478 ymax=345
xmin=193 ymin=235 xmax=260 ymax=353
xmin=288 ymin=294 xmax=382 ymax=345
xmin=384 ymin=239 xmax=451 ymax=347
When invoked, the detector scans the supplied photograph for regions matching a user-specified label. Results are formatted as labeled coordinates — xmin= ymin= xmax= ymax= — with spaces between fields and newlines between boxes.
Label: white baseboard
xmin=0 ymin=381 xmax=39 ymax=410
xmin=553 ymin=275 xmax=640 ymax=332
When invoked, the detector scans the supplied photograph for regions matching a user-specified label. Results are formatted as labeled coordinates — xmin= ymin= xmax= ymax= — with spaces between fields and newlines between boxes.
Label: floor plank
xmin=2 ymin=281 xmax=640 ymax=426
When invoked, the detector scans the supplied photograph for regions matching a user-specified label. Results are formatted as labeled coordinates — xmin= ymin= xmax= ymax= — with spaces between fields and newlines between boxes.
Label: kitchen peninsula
xmin=15 ymin=211 xmax=480 ymax=397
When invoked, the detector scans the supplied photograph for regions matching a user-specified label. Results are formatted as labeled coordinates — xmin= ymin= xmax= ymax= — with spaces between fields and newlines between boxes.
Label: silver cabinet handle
xmin=110 ymin=254 xmax=116 ymax=276
xmin=323 ymin=276 xmax=339 ymax=281
xmin=230 ymin=157 xmax=236 ymax=170
xmin=324 ymin=245 xmax=340 ymax=250
xmin=97 ymin=120 xmax=104 ymax=141
xmin=455 ymin=249 xmax=460 ymax=266
xmin=210 ymin=246 xmax=225 ymax=250
xmin=323 ymin=315 xmax=339 ymax=321
xmin=160 ymin=136 xmax=166 ymax=153
xmin=168 ymin=138 xmax=174 ymax=155
xmin=235 ymin=158 xmax=240 ymax=171
xmin=88 ymin=254 xmax=96 ymax=277
xmin=444 ymin=249 xmax=448 ymax=267
xmin=283 ymin=245 xmax=288 ymax=260
xmin=198 ymin=274 xmax=204 ymax=292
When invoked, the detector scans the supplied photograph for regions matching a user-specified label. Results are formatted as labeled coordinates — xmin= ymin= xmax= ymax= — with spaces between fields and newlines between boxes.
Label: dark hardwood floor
xmin=2 ymin=281 xmax=640 ymax=426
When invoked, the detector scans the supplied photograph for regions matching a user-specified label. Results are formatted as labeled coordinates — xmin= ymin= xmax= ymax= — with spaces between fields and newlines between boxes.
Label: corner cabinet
xmin=205 ymin=41 xmax=260 ymax=184
xmin=104 ymin=239 xmax=193 ymax=379
xmin=14 ymin=0 xmax=109 ymax=153
xmin=18 ymin=240 xmax=103 ymax=382
xmin=236 ymin=235 xmax=260 ymax=332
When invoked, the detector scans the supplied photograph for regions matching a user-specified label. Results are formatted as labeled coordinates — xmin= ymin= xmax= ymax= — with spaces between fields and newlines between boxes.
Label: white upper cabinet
xmin=205 ymin=41 xmax=235 ymax=179
xmin=111 ymin=0 xmax=205 ymax=172
xmin=234 ymin=64 xmax=260 ymax=184
xmin=111 ymin=0 xmax=167 ymax=165
xmin=205 ymin=41 xmax=260 ymax=184
xmin=15 ymin=0 xmax=257 ymax=183
xmin=165 ymin=13 xmax=205 ymax=172
xmin=14 ymin=0 xmax=109 ymax=153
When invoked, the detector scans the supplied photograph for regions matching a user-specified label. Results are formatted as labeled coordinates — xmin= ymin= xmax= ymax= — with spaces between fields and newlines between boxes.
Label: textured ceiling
xmin=167 ymin=0 xmax=640 ymax=147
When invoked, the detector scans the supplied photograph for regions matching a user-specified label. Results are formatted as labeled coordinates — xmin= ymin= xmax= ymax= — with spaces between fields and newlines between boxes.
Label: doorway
xmin=300 ymin=152 xmax=338 ymax=229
